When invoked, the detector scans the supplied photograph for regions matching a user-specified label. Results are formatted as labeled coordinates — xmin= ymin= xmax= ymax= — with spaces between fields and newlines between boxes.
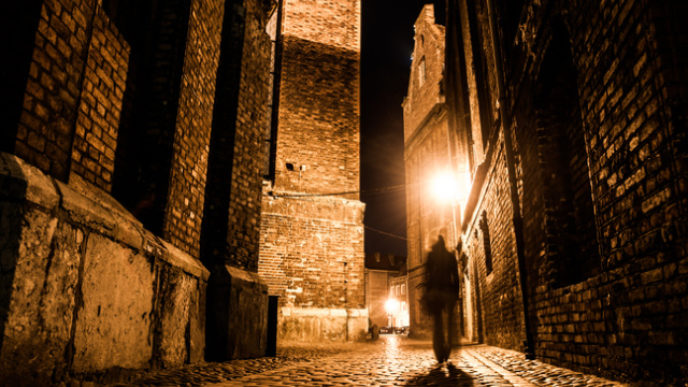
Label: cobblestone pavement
xmin=119 ymin=336 xmax=627 ymax=386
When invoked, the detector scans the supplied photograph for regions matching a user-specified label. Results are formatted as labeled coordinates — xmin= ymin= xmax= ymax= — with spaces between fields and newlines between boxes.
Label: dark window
xmin=200 ymin=0 xmax=249 ymax=266
xmin=479 ymin=212 xmax=493 ymax=274
xmin=108 ymin=0 xmax=191 ymax=235
xmin=494 ymin=0 xmax=525 ymax=54
xmin=265 ymin=0 xmax=284 ymax=181
xmin=534 ymin=20 xmax=599 ymax=287
xmin=1 ymin=2 xmax=43 ymax=153
xmin=466 ymin=0 xmax=492 ymax=148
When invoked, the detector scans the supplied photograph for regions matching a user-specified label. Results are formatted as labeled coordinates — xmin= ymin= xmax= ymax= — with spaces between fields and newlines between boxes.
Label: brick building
xmin=403 ymin=5 xmax=469 ymax=340
xmin=438 ymin=0 xmax=688 ymax=384
xmin=364 ymin=253 xmax=408 ymax=329
xmin=1 ymin=0 xmax=276 ymax=383
xmin=258 ymin=0 xmax=368 ymax=342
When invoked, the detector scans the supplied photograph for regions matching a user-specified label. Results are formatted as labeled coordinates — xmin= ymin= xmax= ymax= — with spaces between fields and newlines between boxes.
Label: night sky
xmin=361 ymin=0 xmax=445 ymax=257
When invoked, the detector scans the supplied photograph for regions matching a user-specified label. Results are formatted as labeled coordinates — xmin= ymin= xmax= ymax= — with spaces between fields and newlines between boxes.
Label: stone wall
xmin=445 ymin=0 xmax=688 ymax=383
xmin=0 ymin=153 xmax=207 ymax=384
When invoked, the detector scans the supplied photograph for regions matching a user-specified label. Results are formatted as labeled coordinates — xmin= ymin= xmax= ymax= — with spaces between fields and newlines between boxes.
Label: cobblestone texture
xmin=111 ymin=336 xmax=625 ymax=386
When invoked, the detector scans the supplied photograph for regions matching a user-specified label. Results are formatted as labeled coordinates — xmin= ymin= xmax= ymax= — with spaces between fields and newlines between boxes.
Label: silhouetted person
xmin=422 ymin=235 xmax=460 ymax=363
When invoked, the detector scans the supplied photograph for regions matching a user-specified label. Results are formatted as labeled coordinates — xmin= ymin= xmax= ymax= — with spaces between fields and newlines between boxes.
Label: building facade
xmin=257 ymin=0 xmax=367 ymax=342
xmin=443 ymin=0 xmax=688 ymax=384
xmin=1 ymin=0 xmax=276 ymax=383
xmin=403 ymin=4 xmax=466 ymax=339
xmin=364 ymin=253 xmax=408 ymax=329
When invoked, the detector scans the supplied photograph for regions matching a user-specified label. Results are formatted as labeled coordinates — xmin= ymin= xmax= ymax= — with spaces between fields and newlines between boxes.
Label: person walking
xmin=422 ymin=235 xmax=460 ymax=363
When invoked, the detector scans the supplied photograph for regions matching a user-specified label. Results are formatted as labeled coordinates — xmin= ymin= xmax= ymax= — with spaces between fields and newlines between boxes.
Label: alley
xmin=124 ymin=336 xmax=624 ymax=386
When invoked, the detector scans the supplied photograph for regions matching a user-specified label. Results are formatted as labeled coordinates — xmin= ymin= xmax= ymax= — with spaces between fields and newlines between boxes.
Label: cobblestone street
xmin=121 ymin=336 xmax=625 ymax=386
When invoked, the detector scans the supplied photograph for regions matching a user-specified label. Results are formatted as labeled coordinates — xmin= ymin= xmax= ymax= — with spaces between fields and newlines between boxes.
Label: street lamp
xmin=429 ymin=170 xmax=461 ymax=204
xmin=385 ymin=298 xmax=400 ymax=315
xmin=385 ymin=298 xmax=400 ymax=328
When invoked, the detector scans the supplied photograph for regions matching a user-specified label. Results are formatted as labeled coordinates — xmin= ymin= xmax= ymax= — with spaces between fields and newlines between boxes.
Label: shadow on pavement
xmin=405 ymin=363 xmax=474 ymax=386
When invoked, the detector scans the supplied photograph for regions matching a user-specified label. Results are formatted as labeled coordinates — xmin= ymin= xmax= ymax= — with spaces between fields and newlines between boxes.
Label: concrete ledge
xmin=0 ymin=152 xmax=209 ymax=280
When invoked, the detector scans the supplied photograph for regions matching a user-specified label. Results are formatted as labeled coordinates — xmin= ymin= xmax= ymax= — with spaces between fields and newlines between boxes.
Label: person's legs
xmin=446 ymin=301 xmax=457 ymax=361
xmin=432 ymin=310 xmax=445 ymax=363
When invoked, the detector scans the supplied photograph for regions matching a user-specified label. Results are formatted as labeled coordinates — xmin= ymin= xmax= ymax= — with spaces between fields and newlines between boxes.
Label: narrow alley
xmin=1 ymin=0 xmax=687 ymax=385
xmin=123 ymin=336 xmax=622 ymax=386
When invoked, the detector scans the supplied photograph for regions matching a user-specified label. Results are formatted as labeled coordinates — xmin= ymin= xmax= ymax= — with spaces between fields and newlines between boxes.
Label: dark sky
xmin=361 ymin=1 xmax=445 ymax=257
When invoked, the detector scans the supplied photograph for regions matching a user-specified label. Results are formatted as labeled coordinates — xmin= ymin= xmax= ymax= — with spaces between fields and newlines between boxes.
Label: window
xmin=479 ymin=212 xmax=493 ymax=274
xmin=533 ymin=20 xmax=599 ymax=287
xmin=109 ymin=0 xmax=191 ymax=235
xmin=418 ymin=57 xmax=426 ymax=86
xmin=2 ymin=2 xmax=42 ymax=154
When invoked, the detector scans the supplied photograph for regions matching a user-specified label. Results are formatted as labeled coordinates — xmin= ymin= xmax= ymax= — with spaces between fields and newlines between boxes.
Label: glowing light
xmin=384 ymin=298 xmax=400 ymax=314
xmin=430 ymin=171 xmax=461 ymax=204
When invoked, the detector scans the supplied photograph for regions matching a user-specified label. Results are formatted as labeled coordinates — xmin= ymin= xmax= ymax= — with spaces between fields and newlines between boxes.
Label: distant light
xmin=385 ymin=298 xmax=400 ymax=314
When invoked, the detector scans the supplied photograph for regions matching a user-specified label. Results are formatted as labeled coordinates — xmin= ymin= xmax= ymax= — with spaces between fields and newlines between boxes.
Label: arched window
xmin=418 ymin=57 xmax=427 ymax=86
xmin=534 ymin=20 xmax=599 ymax=287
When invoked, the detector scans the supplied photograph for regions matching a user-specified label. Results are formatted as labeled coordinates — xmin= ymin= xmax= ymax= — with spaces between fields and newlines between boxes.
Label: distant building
xmin=364 ymin=253 xmax=408 ymax=329
xmin=257 ymin=0 xmax=367 ymax=342
xmin=402 ymin=4 xmax=462 ymax=339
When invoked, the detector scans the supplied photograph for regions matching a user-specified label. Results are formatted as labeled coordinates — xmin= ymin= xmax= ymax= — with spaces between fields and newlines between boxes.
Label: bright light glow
xmin=430 ymin=171 xmax=461 ymax=204
xmin=384 ymin=298 xmax=400 ymax=314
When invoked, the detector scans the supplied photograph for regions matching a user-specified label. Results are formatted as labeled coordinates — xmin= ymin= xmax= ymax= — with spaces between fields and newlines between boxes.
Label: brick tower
xmin=258 ymin=0 xmax=367 ymax=341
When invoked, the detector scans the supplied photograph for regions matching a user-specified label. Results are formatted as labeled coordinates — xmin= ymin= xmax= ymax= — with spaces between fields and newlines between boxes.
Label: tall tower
xmin=258 ymin=0 xmax=367 ymax=341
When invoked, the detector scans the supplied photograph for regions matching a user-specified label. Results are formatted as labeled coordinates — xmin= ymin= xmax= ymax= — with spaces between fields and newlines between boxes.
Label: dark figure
xmin=422 ymin=235 xmax=460 ymax=363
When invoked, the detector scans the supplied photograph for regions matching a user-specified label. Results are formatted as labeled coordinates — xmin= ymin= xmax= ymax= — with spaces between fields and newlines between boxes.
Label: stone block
xmin=71 ymin=234 xmax=154 ymax=372
xmin=278 ymin=307 xmax=368 ymax=342
xmin=156 ymin=264 xmax=195 ymax=367
xmin=206 ymin=265 xmax=268 ymax=360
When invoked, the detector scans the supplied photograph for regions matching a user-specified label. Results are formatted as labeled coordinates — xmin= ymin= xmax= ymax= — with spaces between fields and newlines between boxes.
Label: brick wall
xmin=273 ymin=0 xmax=361 ymax=196
xmin=15 ymin=0 xmax=97 ymax=180
xmin=201 ymin=0 xmax=272 ymax=271
xmin=162 ymin=0 xmax=224 ymax=257
xmin=402 ymin=5 xmax=445 ymax=142
xmin=446 ymin=0 xmax=688 ymax=383
xmin=258 ymin=0 xmax=366 ymax=341
xmin=225 ymin=0 xmax=272 ymax=271
xmin=463 ymin=143 xmax=524 ymax=350
xmin=260 ymin=195 xmax=365 ymax=309
xmin=527 ymin=0 xmax=687 ymax=381
xmin=69 ymin=7 xmax=129 ymax=192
